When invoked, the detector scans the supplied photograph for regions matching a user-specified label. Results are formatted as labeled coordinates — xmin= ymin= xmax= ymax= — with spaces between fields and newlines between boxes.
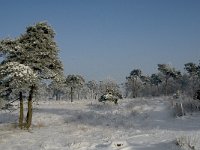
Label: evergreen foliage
xmin=0 ymin=62 xmax=37 ymax=99
xmin=0 ymin=22 xmax=64 ymax=129
xmin=184 ymin=62 xmax=200 ymax=95
xmin=158 ymin=64 xmax=181 ymax=95
xmin=126 ymin=69 xmax=143 ymax=98
xmin=65 ymin=74 xmax=85 ymax=102
xmin=86 ymin=80 xmax=98 ymax=99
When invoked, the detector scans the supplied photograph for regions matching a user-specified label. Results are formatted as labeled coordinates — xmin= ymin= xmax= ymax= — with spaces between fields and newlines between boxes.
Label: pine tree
xmin=0 ymin=62 xmax=37 ymax=128
xmin=150 ymin=73 xmax=162 ymax=96
xmin=65 ymin=75 xmax=85 ymax=102
xmin=0 ymin=22 xmax=64 ymax=129
xmin=86 ymin=80 xmax=98 ymax=99
xmin=126 ymin=69 xmax=142 ymax=98
xmin=184 ymin=62 xmax=200 ymax=96
xmin=158 ymin=64 xmax=181 ymax=96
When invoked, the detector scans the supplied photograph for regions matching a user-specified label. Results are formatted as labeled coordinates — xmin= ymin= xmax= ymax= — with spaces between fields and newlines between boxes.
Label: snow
xmin=1 ymin=97 xmax=200 ymax=150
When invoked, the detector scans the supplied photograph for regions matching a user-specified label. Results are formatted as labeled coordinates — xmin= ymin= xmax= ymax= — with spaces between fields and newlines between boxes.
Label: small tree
xmin=65 ymin=75 xmax=85 ymax=102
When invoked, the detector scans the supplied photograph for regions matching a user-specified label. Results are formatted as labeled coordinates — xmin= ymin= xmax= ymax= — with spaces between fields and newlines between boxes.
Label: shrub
xmin=176 ymin=134 xmax=200 ymax=150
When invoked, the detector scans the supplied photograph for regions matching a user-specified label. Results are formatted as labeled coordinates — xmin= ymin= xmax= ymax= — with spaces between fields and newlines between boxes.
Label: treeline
xmin=125 ymin=63 xmax=200 ymax=98
xmin=37 ymin=76 xmax=121 ymax=102
xmin=38 ymin=62 xmax=200 ymax=101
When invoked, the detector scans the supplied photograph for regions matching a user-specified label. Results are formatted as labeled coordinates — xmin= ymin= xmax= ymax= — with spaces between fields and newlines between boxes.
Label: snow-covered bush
xmin=98 ymin=79 xmax=121 ymax=98
xmin=176 ymin=134 xmax=200 ymax=150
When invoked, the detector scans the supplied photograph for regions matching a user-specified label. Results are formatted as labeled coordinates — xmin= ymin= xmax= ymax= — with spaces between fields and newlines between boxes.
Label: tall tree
xmin=0 ymin=22 xmax=64 ymax=129
xmin=0 ymin=62 xmax=37 ymax=128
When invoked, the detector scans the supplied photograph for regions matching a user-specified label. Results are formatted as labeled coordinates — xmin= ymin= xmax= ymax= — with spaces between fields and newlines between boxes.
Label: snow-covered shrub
xmin=98 ymin=79 xmax=121 ymax=98
xmin=98 ymin=93 xmax=119 ymax=104
xmin=176 ymin=134 xmax=200 ymax=150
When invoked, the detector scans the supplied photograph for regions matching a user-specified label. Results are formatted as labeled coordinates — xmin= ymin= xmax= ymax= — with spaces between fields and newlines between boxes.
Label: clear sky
xmin=0 ymin=0 xmax=199 ymax=83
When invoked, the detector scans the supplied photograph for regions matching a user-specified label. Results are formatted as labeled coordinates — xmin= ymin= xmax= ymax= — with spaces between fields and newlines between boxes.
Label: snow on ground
xmin=1 ymin=97 xmax=200 ymax=150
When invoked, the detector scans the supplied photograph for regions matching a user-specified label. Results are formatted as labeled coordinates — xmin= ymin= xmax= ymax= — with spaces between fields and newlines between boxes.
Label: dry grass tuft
xmin=176 ymin=134 xmax=200 ymax=150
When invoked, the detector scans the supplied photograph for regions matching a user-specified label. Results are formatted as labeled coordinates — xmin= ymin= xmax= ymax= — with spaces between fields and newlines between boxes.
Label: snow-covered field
xmin=1 ymin=97 xmax=200 ymax=150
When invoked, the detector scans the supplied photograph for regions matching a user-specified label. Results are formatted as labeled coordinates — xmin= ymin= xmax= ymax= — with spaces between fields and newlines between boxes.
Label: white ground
xmin=1 ymin=97 xmax=200 ymax=150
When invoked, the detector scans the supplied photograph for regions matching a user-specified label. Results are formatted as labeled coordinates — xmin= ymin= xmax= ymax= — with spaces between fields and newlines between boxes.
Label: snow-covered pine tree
xmin=150 ymin=73 xmax=162 ymax=96
xmin=140 ymin=75 xmax=151 ymax=96
xmin=126 ymin=69 xmax=143 ymax=98
xmin=86 ymin=80 xmax=98 ymax=99
xmin=65 ymin=75 xmax=85 ymax=102
xmin=158 ymin=64 xmax=181 ymax=96
xmin=0 ymin=62 xmax=38 ymax=128
xmin=0 ymin=22 xmax=64 ymax=129
xmin=184 ymin=62 xmax=199 ymax=96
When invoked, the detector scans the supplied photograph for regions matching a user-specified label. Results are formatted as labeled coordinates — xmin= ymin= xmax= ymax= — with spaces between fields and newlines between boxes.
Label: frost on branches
xmin=0 ymin=22 xmax=64 ymax=129
xmin=0 ymin=62 xmax=37 ymax=94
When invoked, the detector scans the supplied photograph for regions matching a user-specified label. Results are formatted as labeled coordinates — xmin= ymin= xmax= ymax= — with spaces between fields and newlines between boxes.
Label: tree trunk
xmin=26 ymin=85 xmax=34 ymax=129
xmin=156 ymin=85 xmax=159 ymax=96
xmin=91 ymin=90 xmax=93 ymax=99
xmin=192 ymin=77 xmax=196 ymax=96
xmin=132 ymin=79 xmax=136 ymax=98
xmin=132 ymin=77 xmax=138 ymax=98
xmin=94 ymin=92 xmax=97 ymax=100
xmin=19 ymin=92 xmax=24 ymax=129
xmin=70 ymin=87 xmax=73 ymax=102
xmin=165 ymin=78 xmax=168 ymax=96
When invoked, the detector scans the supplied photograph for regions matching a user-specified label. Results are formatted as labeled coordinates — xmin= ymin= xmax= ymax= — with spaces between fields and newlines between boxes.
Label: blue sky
xmin=0 ymin=0 xmax=199 ymax=83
